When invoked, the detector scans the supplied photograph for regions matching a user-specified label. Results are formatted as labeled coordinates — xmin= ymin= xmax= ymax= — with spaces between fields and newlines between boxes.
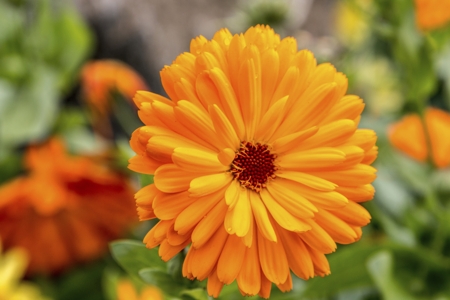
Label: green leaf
xmin=367 ymin=251 xmax=418 ymax=300
xmin=110 ymin=240 xmax=166 ymax=282
xmin=140 ymin=174 xmax=154 ymax=187
xmin=0 ymin=64 xmax=59 ymax=148
xmin=52 ymin=4 xmax=93 ymax=92
xmin=0 ymin=1 xmax=23 ymax=45
xmin=139 ymin=268 xmax=183 ymax=297
xmin=180 ymin=288 xmax=209 ymax=300
xmin=302 ymin=243 xmax=383 ymax=297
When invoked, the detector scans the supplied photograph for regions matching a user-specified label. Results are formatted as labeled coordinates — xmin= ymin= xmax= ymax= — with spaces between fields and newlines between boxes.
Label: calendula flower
xmin=0 ymin=240 xmax=50 ymax=300
xmin=81 ymin=59 xmax=148 ymax=116
xmin=415 ymin=0 xmax=450 ymax=31
xmin=389 ymin=107 xmax=450 ymax=168
xmin=129 ymin=25 xmax=377 ymax=298
xmin=116 ymin=279 xmax=163 ymax=300
xmin=0 ymin=138 xmax=137 ymax=274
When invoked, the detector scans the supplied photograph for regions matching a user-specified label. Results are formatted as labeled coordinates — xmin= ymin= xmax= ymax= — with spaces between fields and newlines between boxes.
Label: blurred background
xmin=1 ymin=0 xmax=450 ymax=299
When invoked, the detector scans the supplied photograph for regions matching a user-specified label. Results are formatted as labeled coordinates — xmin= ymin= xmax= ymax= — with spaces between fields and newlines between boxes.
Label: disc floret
xmin=230 ymin=142 xmax=277 ymax=192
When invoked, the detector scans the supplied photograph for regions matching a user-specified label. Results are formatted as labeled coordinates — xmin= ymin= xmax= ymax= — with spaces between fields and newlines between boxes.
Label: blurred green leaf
xmin=367 ymin=251 xmax=418 ymax=300
xmin=139 ymin=268 xmax=183 ymax=297
xmin=0 ymin=151 xmax=23 ymax=184
xmin=0 ymin=65 xmax=59 ymax=148
xmin=141 ymin=174 xmax=154 ymax=187
xmin=180 ymin=288 xmax=209 ymax=300
xmin=302 ymin=243 xmax=382 ymax=297
xmin=102 ymin=267 xmax=122 ymax=300
xmin=110 ymin=239 xmax=166 ymax=282
xmin=0 ymin=1 xmax=23 ymax=45
xmin=53 ymin=5 xmax=93 ymax=91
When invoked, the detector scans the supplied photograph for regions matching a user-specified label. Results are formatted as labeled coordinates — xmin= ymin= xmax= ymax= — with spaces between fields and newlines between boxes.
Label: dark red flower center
xmin=230 ymin=142 xmax=277 ymax=192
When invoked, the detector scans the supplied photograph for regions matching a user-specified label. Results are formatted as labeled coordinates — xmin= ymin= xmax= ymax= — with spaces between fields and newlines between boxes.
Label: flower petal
xmin=224 ymin=187 xmax=252 ymax=237
xmin=172 ymin=147 xmax=228 ymax=173
xmin=154 ymin=164 xmax=201 ymax=193
xmin=249 ymin=192 xmax=277 ymax=242
xmin=189 ymin=173 xmax=232 ymax=197
xmin=276 ymin=171 xmax=337 ymax=191
xmin=259 ymin=189 xmax=311 ymax=232
xmin=278 ymin=147 xmax=346 ymax=170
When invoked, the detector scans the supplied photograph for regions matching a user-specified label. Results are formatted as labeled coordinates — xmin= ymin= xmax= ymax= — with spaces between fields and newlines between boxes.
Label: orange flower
xmin=129 ymin=25 xmax=377 ymax=298
xmin=116 ymin=280 xmax=163 ymax=300
xmin=415 ymin=0 xmax=450 ymax=31
xmin=81 ymin=60 xmax=148 ymax=115
xmin=0 ymin=138 xmax=137 ymax=274
xmin=389 ymin=107 xmax=450 ymax=168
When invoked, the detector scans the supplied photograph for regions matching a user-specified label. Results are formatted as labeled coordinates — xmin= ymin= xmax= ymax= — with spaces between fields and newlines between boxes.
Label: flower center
xmin=230 ymin=142 xmax=277 ymax=192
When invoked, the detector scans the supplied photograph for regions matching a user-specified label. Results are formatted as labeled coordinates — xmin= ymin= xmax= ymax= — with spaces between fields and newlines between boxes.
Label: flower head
xmin=389 ymin=107 xmax=450 ymax=168
xmin=0 ymin=240 xmax=50 ymax=300
xmin=0 ymin=138 xmax=137 ymax=274
xmin=415 ymin=0 xmax=450 ymax=31
xmin=129 ymin=25 xmax=377 ymax=298
xmin=81 ymin=59 xmax=148 ymax=116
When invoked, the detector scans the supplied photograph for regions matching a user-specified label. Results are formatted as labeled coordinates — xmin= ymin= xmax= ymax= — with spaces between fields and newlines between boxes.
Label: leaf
xmin=302 ymin=243 xmax=383 ymax=297
xmin=0 ymin=64 xmax=59 ymax=148
xmin=139 ymin=268 xmax=183 ymax=297
xmin=0 ymin=1 xmax=23 ymax=45
xmin=110 ymin=239 xmax=166 ymax=282
xmin=140 ymin=174 xmax=154 ymax=187
xmin=52 ymin=4 xmax=93 ymax=92
xmin=180 ymin=288 xmax=209 ymax=300
xmin=367 ymin=251 xmax=418 ymax=300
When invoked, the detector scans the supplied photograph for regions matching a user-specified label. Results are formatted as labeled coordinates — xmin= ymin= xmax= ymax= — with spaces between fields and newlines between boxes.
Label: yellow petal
xmin=224 ymin=180 xmax=241 ymax=209
xmin=300 ymin=119 xmax=356 ymax=150
xmin=217 ymin=148 xmax=235 ymax=166
xmin=175 ymin=188 xmax=224 ymax=234
xmin=209 ymin=104 xmax=240 ymax=150
xmin=272 ymin=126 xmax=318 ymax=154
xmin=191 ymin=199 xmax=228 ymax=248
xmin=224 ymin=187 xmax=252 ymax=237
xmin=266 ymin=179 xmax=317 ymax=219
xmin=278 ymin=147 xmax=346 ymax=170
xmin=154 ymin=164 xmax=201 ymax=193
xmin=208 ymin=68 xmax=246 ymax=140
xmin=172 ymin=147 xmax=228 ymax=173
xmin=238 ymin=56 xmax=262 ymax=140
xmin=249 ymin=192 xmax=277 ymax=242
xmin=189 ymin=173 xmax=232 ymax=197
xmin=276 ymin=171 xmax=337 ymax=191
xmin=257 ymin=224 xmax=289 ymax=285
xmin=217 ymin=234 xmax=247 ymax=284
xmin=259 ymin=189 xmax=311 ymax=232
xmin=300 ymin=219 xmax=337 ymax=254
xmin=254 ymin=95 xmax=288 ymax=143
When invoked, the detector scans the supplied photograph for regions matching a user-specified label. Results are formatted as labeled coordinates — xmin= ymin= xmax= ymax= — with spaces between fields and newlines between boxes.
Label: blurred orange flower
xmin=0 ymin=138 xmax=137 ymax=275
xmin=116 ymin=280 xmax=163 ymax=300
xmin=415 ymin=0 xmax=450 ymax=31
xmin=81 ymin=60 xmax=148 ymax=116
xmin=389 ymin=107 xmax=450 ymax=168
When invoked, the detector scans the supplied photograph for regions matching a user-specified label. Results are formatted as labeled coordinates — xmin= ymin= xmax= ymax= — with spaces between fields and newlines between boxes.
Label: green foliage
xmin=0 ymin=0 xmax=92 ymax=152
xmin=110 ymin=239 xmax=209 ymax=300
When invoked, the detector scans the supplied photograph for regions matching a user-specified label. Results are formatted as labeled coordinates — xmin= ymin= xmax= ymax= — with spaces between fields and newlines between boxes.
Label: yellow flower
xmin=389 ymin=107 xmax=450 ymax=168
xmin=116 ymin=279 xmax=163 ymax=300
xmin=0 ymin=241 xmax=50 ymax=300
xmin=0 ymin=138 xmax=137 ymax=275
xmin=415 ymin=0 xmax=450 ymax=31
xmin=129 ymin=25 xmax=377 ymax=298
